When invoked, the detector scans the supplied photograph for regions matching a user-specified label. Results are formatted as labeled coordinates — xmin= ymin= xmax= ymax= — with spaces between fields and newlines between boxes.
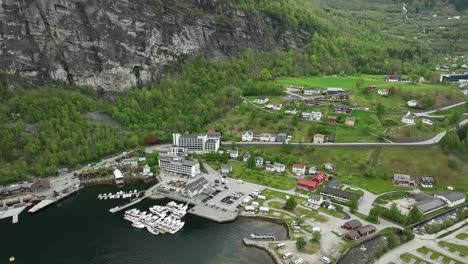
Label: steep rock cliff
xmin=0 ymin=0 xmax=310 ymax=91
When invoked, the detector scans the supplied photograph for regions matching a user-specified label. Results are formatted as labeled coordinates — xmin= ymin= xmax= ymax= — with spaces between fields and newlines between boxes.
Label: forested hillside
xmin=0 ymin=0 xmax=465 ymax=184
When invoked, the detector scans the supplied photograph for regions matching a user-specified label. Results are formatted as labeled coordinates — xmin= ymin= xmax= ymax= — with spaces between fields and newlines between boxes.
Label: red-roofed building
xmin=297 ymin=178 xmax=318 ymax=192
xmin=312 ymin=172 xmax=327 ymax=184
xmin=292 ymin=164 xmax=306 ymax=175
xmin=207 ymin=130 xmax=221 ymax=137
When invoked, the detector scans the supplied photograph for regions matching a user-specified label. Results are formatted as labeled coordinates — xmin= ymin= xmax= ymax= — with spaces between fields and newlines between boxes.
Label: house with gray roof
xmin=415 ymin=198 xmax=446 ymax=215
xmin=183 ymin=177 xmax=208 ymax=198
xmin=434 ymin=191 xmax=465 ymax=207
xmin=321 ymin=187 xmax=362 ymax=203
xmin=325 ymin=179 xmax=341 ymax=189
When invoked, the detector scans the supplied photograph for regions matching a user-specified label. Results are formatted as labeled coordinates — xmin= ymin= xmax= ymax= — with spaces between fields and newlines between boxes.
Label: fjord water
xmin=1 ymin=185 xmax=286 ymax=264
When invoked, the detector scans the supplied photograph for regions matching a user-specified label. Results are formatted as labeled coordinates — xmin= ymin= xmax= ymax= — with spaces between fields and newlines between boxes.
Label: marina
xmin=123 ymin=201 xmax=188 ymax=235
xmin=1 ymin=182 xmax=287 ymax=264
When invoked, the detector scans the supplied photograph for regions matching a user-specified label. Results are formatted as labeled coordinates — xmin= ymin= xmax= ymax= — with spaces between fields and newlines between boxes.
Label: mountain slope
xmin=0 ymin=0 xmax=318 ymax=91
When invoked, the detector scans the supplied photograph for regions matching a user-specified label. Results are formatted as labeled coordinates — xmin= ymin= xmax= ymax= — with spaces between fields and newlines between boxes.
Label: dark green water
xmin=1 ymin=185 xmax=286 ymax=264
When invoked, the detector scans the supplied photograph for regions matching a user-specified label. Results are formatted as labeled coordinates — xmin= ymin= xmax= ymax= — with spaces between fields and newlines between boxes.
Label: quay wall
xmin=243 ymin=239 xmax=282 ymax=264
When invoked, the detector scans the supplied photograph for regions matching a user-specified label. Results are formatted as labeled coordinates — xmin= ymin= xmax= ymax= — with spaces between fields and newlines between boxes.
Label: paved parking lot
xmin=155 ymin=163 xmax=267 ymax=222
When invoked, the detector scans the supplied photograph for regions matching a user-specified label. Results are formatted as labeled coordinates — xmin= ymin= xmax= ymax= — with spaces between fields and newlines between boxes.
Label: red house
xmin=327 ymin=116 xmax=337 ymax=124
xmin=296 ymin=178 xmax=318 ymax=191
xmin=345 ymin=230 xmax=360 ymax=241
xmin=341 ymin=219 xmax=362 ymax=230
xmin=356 ymin=225 xmax=376 ymax=236
xmin=207 ymin=130 xmax=221 ymax=137
xmin=312 ymin=172 xmax=327 ymax=184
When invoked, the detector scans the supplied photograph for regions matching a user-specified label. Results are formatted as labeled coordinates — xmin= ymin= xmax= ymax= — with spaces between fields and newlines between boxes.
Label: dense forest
xmin=0 ymin=0 xmax=465 ymax=184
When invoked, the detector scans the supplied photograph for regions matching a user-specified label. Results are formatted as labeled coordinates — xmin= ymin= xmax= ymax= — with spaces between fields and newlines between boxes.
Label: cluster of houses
xmin=0 ymin=180 xmax=51 ymax=197
xmin=342 ymin=219 xmax=377 ymax=241
xmin=313 ymin=133 xmax=337 ymax=143
xmin=241 ymin=131 xmax=292 ymax=143
xmin=241 ymin=153 xmax=286 ymax=174
xmin=392 ymin=174 xmax=437 ymax=188
xmin=401 ymin=112 xmax=434 ymax=126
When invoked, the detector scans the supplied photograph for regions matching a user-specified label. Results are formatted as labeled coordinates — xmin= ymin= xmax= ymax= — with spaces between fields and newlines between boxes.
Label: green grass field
xmin=455 ymin=233 xmax=468 ymax=240
xmin=228 ymin=160 xmax=297 ymax=190
xmin=400 ymin=253 xmax=429 ymax=264
xmin=417 ymin=247 xmax=463 ymax=264
xmin=438 ymin=241 xmax=468 ymax=257
xmin=238 ymin=145 xmax=467 ymax=194
xmin=208 ymin=75 xmax=463 ymax=143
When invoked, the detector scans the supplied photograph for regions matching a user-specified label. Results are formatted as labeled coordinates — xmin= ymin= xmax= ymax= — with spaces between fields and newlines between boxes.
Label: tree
xmin=247 ymin=156 xmax=256 ymax=169
xmin=259 ymin=68 xmax=271 ymax=81
xmin=407 ymin=206 xmax=423 ymax=224
xmin=388 ymin=87 xmax=397 ymax=95
xmin=296 ymin=237 xmax=307 ymax=251
xmin=349 ymin=197 xmax=358 ymax=213
xmin=376 ymin=103 xmax=385 ymax=116
xmin=285 ymin=197 xmax=297 ymax=210
xmin=310 ymin=231 xmax=321 ymax=243
xmin=368 ymin=206 xmax=381 ymax=223
xmin=402 ymin=228 xmax=414 ymax=241
xmin=387 ymin=233 xmax=400 ymax=249
xmin=355 ymin=78 xmax=365 ymax=90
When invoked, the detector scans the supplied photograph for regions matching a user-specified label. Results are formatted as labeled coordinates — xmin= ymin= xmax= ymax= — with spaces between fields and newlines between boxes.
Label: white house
xmin=377 ymin=89 xmax=388 ymax=96
xmin=122 ymin=158 xmax=138 ymax=167
xmin=407 ymin=100 xmax=418 ymax=107
xmin=228 ymin=149 xmax=239 ymax=159
xmin=274 ymin=163 xmax=286 ymax=173
xmin=265 ymin=103 xmax=282 ymax=111
xmin=265 ymin=164 xmax=276 ymax=172
xmin=422 ymin=118 xmax=433 ymax=125
xmin=308 ymin=194 xmax=323 ymax=206
xmin=419 ymin=177 xmax=434 ymax=188
xmin=304 ymin=89 xmax=321 ymax=95
xmin=221 ymin=164 xmax=232 ymax=174
xmin=255 ymin=157 xmax=264 ymax=167
xmin=285 ymin=109 xmax=297 ymax=115
xmin=401 ymin=111 xmax=416 ymax=125
xmin=254 ymin=96 xmax=269 ymax=104
xmin=241 ymin=131 xmax=254 ymax=142
xmin=142 ymin=164 xmax=153 ymax=177
xmin=287 ymin=86 xmax=303 ymax=92
xmin=259 ymin=133 xmax=276 ymax=142
xmin=434 ymin=192 xmax=465 ymax=207
xmin=114 ymin=169 xmax=124 ymax=184
xmin=308 ymin=166 xmax=317 ymax=175
xmin=301 ymin=111 xmax=322 ymax=121
xmin=324 ymin=163 xmax=334 ymax=170
xmin=292 ymin=164 xmax=306 ymax=175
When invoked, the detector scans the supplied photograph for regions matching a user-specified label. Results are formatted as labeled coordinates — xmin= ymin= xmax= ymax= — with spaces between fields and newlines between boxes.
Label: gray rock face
xmin=0 ymin=0 xmax=308 ymax=91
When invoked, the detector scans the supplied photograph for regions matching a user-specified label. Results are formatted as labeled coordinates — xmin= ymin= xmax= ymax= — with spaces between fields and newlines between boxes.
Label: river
xmin=1 ymin=184 xmax=286 ymax=264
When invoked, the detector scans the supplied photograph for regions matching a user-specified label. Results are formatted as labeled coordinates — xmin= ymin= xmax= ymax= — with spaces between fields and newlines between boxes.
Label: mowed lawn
xmin=228 ymin=160 xmax=297 ymax=190
xmin=239 ymin=145 xmax=467 ymax=194
xmin=274 ymin=75 xmax=462 ymax=111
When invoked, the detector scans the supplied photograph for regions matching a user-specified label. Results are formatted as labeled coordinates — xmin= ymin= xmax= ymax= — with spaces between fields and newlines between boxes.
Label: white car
xmin=320 ymin=256 xmax=331 ymax=263
xmin=282 ymin=252 xmax=293 ymax=259
xmin=294 ymin=258 xmax=303 ymax=264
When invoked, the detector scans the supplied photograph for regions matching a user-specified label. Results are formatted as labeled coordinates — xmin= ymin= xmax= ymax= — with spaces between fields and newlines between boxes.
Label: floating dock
xmin=109 ymin=195 xmax=149 ymax=213
xmin=250 ymin=233 xmax=276 ymax=241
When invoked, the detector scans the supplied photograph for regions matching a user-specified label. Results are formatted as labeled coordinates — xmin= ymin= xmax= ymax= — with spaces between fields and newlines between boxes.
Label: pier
xmin=109 ymin=195 xmax=149 ymax=213
xmin=28 ymin=185 xmax=80 ymax=213
xmin=0 ymin=204 xmax=27 ymax=224
xmin=250 ymin=233 xmax=276 ymax=241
